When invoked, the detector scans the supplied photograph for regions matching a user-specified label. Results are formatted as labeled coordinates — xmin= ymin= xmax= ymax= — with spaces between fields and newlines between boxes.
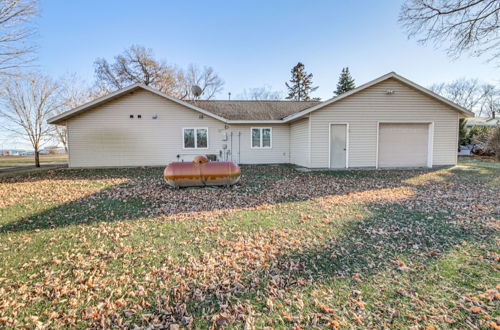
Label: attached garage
xmin=377 ymin=123 xmax=431 ymax=168
xmin=48 ymin=72 xmax=474 ymax=169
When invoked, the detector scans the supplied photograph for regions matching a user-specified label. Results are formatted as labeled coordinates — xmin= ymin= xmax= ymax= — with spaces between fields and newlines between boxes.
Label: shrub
xmin=487 ymin=126 xmax=500 ymax=161
xmin=470 ymin=126 xmax=494 ymax=156
xmin=458 ymin=118 xmax=469 ymax=146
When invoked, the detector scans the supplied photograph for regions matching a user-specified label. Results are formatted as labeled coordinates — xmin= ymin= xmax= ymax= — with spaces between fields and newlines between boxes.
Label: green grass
xmin=0 ymin=159 xmax=498 ymax=328
xmin=0 ymin=154 xmax=68 ymax=166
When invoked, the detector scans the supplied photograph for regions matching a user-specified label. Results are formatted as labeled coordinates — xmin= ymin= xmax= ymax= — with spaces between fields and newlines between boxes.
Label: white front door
xmin=230 ymin=131 xmax=241 ymax=164
xmin=330 ymin=124 xmax=347 ymax=168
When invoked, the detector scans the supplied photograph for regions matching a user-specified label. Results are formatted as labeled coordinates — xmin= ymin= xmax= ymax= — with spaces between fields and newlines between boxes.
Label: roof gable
xmin=282 ymin=72 xmax=474 ymax=121
xmin=48 ymin=72 xmax=474 ymax=125
xmin=47 ymin=84 xmax=228 ymax=124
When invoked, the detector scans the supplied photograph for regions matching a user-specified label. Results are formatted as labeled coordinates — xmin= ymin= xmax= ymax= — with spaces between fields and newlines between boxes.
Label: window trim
xmin=250 ymin=127 xmax=272 ymax=149
xmin=183 ymin=127 xmax=209 ymax=149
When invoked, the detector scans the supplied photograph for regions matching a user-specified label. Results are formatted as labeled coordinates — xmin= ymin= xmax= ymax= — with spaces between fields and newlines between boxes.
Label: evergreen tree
xmin=285 ymin=62 xmax=319 ymax=101
xmin=458 ymin=118 xmax=468 ymax=147
xmin=334 ymin=67 xmax=356 ymax=95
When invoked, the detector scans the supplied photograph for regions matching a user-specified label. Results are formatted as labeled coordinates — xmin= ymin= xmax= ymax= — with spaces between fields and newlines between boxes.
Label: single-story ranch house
xmin=48 ymin=72 xmax=474 ymax=169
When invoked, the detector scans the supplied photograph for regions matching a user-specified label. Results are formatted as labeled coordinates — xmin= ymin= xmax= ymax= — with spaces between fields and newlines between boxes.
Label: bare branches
xmin=0 ymin=0 xmax=37 ymax=76
xmin=0 ymin=73 xmax=61 ymax=166
xmin=238 ymin=85 xmax=284 ymax=100
xmin=49 ymin=75 xmax=95 ymax=152
xmin=94 ymin=45 xmax=178 ymax=94
xmin=430 ymin=78 xmax=500 ymax=116
xmin=400 ymin=0 xmax=500 ymax=63
xmin=94 ymin=46 xmax=224 ymax=99
xmin=177 ymin=64 xmax=224 ymax=100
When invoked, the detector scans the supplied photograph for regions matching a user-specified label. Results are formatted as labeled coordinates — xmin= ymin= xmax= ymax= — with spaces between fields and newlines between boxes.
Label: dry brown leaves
xmin=0 ymin=177 xmax=127 ymax=208
xmin=0 ymin=165 xmax=498 ymax=328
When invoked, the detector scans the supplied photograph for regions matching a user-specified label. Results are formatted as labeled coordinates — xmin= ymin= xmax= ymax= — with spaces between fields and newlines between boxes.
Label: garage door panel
xmin=378 ymin=123 xmax=429 ymax=168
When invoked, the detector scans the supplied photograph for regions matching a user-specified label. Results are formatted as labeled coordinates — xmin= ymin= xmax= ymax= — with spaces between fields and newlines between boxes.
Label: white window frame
xmin=250 ymin=127 xmax=272 ymax=149
xmin=182 ymin=127 xmax=209 ymax=149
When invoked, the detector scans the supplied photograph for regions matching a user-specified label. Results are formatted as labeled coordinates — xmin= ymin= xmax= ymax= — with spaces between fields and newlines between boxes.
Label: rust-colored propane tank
xmin=163 ymin=155 xmax=241 ymax=188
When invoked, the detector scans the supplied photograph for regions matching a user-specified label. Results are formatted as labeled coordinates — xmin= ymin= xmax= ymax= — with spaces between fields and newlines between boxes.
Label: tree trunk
xmin=34 ymin=150 xmax=40 ymax=167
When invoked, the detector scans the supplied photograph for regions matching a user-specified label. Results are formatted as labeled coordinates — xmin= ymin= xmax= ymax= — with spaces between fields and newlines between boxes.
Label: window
xmin=251 ymin=128 xmax=272 ymax=148
xmin=183 ymin=128 xmax=208 ymax=149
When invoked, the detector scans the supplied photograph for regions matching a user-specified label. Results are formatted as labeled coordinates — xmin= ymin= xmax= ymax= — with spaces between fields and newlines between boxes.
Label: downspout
xmin=230 ymin=131 xmax=233 ymax=162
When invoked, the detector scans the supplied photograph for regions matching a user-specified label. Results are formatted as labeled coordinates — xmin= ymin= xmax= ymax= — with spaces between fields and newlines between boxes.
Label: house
xmin=465 ymin=115 xmax=499 ymax=129
xmin=0 ymin=149 xmax=21 ymax=156
xmin=47 ymin=72 xmax=474 ymax=169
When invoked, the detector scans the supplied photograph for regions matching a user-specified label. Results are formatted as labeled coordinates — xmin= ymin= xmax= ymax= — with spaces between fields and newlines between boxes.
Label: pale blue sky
xmin=2 ymin=0 xmax=499 ymax=149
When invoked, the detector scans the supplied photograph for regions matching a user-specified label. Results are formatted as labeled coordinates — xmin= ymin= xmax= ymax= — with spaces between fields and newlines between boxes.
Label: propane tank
xmin=164 ymin=156 xmax=241 ymax=188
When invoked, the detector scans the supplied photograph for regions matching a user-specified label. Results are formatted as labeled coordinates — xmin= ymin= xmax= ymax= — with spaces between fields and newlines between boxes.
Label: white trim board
xmin=48 ymin=84 xmax=228 ymax=125
xmin=282 ymin=72 xmax=474 ymax=122
xmin=48 ymin=72 xmax=474 ymax=125
xmin=308 ymin=115 xmax=312 ymax=167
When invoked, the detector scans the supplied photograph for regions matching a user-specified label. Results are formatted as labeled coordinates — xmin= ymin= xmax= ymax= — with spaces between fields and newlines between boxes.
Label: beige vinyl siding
xmin=310 ymin=78 xmax=459 ymax=168
xmin=228 ymin=124 xmax=290 ymax=164
xmin=289 ymin=118 xmax=310 ymax=167
xmin=64 ymin=78 xmax=461 ymax=169
xmin=67 ymin=89 xmax=226 ymax=167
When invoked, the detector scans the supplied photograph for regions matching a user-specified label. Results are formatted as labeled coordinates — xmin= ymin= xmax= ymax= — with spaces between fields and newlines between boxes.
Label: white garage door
xmin=378 ymin=123 xmax=429 ymax=168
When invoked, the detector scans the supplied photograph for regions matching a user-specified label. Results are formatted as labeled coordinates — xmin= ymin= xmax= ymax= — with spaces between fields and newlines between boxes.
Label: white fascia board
xmin=282 ymin=72 xmax=474 ymax=122
xmin=48 ymin=83 xmax=229 ymax=125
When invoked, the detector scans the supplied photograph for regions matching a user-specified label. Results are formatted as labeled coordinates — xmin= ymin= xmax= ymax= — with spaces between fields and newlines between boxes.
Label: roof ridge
xmin=190 ymin=100 xmax=321 ymax=102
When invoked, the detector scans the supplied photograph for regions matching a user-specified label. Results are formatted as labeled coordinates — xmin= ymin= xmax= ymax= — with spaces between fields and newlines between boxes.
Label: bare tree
xmin=400 ymin=0 xmax=500 ymax=63
xmin=94 ymin=46 xmax=224 ymax=99
xmin=50 ymin=75 xmax=96 ymax=152
xmin=177 ymin=64 xmax=224 ymax=100
xmin=95 ymin=45 xmax=178 ymax=94
xmin=430 ymin=78 xmax=500 ymax=116
xmin=0 ymin=0 xmax=37 ymax=76
xmin=0 ymin=73 xmax=61 ymax=166
xmin=480 ymin=83 xmax=500 ymax=116
xmin=238 ymin=85 xmax=283 ymax=100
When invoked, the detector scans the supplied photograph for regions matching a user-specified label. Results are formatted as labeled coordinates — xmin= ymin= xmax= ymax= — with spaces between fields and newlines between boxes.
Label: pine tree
xmin=458 ymin=118 xmax=469 ymax=146
xmin=334 ymin=67 xmax=356 ymax=96
xmin=285 ymin=62 xmax=319 ymax=101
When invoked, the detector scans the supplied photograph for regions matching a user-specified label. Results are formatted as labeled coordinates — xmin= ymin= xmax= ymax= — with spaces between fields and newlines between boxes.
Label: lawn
xmin=0 ymin=154 xmax=68 ymax=166
xmin=0 ymin=159 xmax=498 ymax=328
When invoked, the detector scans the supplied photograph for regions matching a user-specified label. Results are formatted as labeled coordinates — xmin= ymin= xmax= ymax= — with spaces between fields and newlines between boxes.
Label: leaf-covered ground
xmin=0 ymin=158 xmax=498 ymax=328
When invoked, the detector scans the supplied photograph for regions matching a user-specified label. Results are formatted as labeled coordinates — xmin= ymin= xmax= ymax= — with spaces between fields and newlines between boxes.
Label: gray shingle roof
xmin=187 ymin=100 xmax=321 ymax=120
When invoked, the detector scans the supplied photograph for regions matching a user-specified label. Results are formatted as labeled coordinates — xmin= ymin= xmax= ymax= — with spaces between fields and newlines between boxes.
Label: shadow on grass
xmin=0 ymin=165 xmax=448 ymax=234
xmin=148 ymin=199 xmax=497 ymax=327
xmin=1 ymin=162 xmax=498 ymax=327
xmin=0 ymin=166 xmax=163 ymax=183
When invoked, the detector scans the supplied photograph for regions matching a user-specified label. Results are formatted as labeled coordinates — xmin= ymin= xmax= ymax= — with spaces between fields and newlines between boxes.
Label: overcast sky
xmin=1 ymin=0 xmax=499 ymax=149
